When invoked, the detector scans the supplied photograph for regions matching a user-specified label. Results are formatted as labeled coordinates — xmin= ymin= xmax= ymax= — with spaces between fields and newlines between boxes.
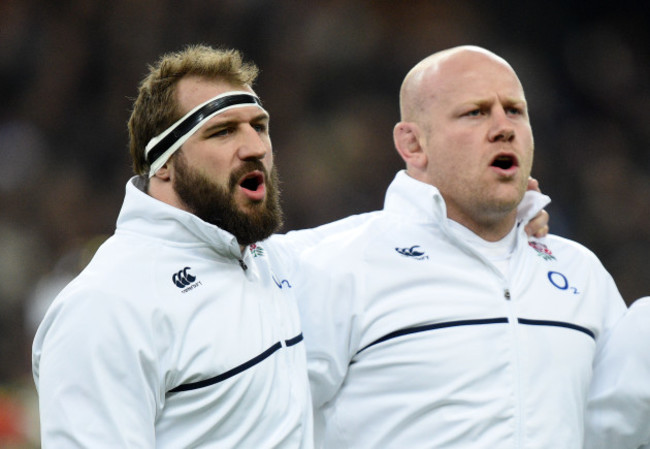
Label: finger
xmin=532 ymin=224 xmax=549 ymax=238
xmin=527 ymin=176 xmax=541 ymax=193
xmin=525 ymin=210 xmax=550 ymax=237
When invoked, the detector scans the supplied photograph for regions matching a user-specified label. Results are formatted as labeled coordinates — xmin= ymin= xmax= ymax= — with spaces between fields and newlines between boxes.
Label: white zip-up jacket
xmin=32 ymin=177 xmax=313 ymax=448
xmin=585 ymin=296 xmax=650 ymax=449
xmin=290 ymin=171 xmax=626 ymax=449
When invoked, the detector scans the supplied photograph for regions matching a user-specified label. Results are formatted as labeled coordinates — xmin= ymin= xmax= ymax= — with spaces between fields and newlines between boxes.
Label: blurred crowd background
xmin=1 ymin=0 xmax=648 ymax=446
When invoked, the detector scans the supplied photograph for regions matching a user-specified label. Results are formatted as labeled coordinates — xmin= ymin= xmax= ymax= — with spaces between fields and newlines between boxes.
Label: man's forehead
xmin=430 ymin=46 xmax=511 ymax=72
xmin=442 ymin=69 xmax=523 ymax=95
xmin=176 ymin=77 xmax=255 ymax=112
xmin=427 ymin=55 xmax=524 ymax=101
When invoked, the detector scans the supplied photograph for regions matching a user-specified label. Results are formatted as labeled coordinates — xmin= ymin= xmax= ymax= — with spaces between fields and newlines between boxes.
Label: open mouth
xmin=238 ymin=171 xmax=266 ymax=201
xmin=491 ymin=154 xmax=518 ymax=171
xmin=240 ymin=173 xmax=264 ymax=192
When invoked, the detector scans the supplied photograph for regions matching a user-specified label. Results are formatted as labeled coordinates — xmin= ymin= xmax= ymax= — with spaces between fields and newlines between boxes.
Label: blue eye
xmin=252 ymin=122 xmax=269 ymax=133
xmin=211 ymin=128 xmax=231 ymax=137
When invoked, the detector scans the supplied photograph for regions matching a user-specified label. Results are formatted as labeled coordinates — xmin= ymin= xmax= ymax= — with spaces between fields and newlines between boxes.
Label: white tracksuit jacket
xmin=585 ymin=296 xmax=650 ymax=449
xmin=33 ymin=177 xmax=313 ymax=448
xmin=288 ymin=171 xmax=627 ymax=449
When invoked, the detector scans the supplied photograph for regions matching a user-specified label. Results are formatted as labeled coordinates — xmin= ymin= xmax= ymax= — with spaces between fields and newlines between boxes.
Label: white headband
xmin=145 ymin=91 xmax=266 ymax=177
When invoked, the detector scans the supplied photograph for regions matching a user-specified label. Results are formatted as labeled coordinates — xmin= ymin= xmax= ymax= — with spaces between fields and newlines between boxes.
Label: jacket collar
xmin=383 ymin=170 xmax=551 ymax=229
xmin=116 ymin=176 xmax=244 ymax=260
xmin=383 ymin=170 xmax=448 ymax=223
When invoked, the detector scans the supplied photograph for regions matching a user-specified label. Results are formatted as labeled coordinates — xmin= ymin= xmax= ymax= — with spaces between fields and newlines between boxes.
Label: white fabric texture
xmin=33 ymin=176 xmax=313 ymax=448
xmin=289 ymin=170 xmax=627 ymax=448
xmin=585 ymin=296 xmax=650 ymax=449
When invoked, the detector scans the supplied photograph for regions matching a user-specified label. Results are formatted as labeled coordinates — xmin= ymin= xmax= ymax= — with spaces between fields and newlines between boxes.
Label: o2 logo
xmin=547 ymin=271 xmax=580 ymax=295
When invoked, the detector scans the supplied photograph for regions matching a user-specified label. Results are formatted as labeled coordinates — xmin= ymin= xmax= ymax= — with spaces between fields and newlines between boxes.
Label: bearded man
xmin=32 ymin=45 xmax=313 ymax=449
xmin=32 ymin=44 xmax=553 ymax=449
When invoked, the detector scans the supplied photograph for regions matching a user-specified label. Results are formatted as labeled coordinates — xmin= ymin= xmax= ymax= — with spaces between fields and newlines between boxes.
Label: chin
xmin=237 ymin=198 xmax=266 ymax=213
xmin=489 ymin=192 xmax=524 ymax=215
xmin=495 ymin=181 xmax=526 ymax=201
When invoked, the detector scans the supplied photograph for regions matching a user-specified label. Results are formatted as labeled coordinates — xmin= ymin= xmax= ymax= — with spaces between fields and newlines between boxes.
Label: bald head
xmin=399 ymin=46 xmax=519 ymax=123
xmin=392 ymin=45 xmax=534 ymax=241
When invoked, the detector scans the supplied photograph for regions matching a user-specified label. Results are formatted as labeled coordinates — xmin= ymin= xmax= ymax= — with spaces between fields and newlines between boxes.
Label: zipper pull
xmin=239 ymin=259 xmax=248 ymax=271
xmin=504 ymin=289 xmax=511 ymax=300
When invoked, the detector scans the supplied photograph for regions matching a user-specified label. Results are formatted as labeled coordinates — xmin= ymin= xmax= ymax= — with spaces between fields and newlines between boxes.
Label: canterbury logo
xmin=172 ymin=267 xmax=196 ymax=288
xmin=395 ymin=245 xmax=429 ymax=260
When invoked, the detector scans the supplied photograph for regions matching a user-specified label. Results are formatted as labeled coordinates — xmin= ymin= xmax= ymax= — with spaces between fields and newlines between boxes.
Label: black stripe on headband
xmin=146 ymin=93 xmax=262 ymax=165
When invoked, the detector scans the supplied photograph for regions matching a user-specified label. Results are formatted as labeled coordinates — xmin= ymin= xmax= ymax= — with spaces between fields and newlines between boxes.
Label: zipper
xmin=503 ymin=287 xmax=524 ymax=447
xmin=441 ymin=221 xmax=525 ymax=444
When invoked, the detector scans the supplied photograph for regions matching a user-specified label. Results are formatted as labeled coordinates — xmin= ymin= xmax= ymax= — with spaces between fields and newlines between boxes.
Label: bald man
xmin=291 ymin=46 xmax=627 ymax=448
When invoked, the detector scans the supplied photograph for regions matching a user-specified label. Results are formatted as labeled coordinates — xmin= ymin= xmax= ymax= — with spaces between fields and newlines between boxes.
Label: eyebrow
xmin=502 ymin=97 xmax=527 ymax=106
xmin=460 ymin=97 xmax=527 ymax=112
xmin=200 ymin=112 xmax=270 ymax=134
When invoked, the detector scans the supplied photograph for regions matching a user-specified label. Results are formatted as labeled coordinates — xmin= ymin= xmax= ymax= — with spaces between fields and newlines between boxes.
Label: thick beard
xmin=172 ymin=152 xmax=283 ymax=247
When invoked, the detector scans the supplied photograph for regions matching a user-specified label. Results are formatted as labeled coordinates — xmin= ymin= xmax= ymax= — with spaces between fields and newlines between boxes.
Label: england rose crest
xmin=528 ymin=241 xmax=556 ymax=261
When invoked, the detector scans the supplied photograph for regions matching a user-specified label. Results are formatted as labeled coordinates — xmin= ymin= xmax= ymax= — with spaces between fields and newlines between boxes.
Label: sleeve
xmin=269 ymin=213 xmax=375 ymax=276
xmin=595 ymin=265 xmax=629 ymax=344
xmin=32 ymin=287 xmax=161 ymax=448
xmin=584 ymin=297 xmax=650 ymax=449
xmin=292 ymin=249 xmax=363 ymax=410
xmin=294 ymin=257 xmax=364 ymax=449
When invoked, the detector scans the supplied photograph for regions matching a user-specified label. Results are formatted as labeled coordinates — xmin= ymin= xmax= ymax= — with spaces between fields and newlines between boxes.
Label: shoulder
xmin=621 ymin=297 xmax=650 ymax=337
xmin=542 ymin=233 xmax=596 ymax=254
xmin=33 ymin=234 xmax=170 ymax=355
xmin=34 ymin=273 xmax=147 ymax=351
xmin=270 ymin=212 xmax=382 ymax=254
xmin=533 ymin=234 xmax=606 ymax=268
xmin=631 ymin=296 xmax=650 ymax=309
xmin=298 ymin=211 xmax=396 ymax=269
xmin=532 ymin=234 xmax=624 ymax=297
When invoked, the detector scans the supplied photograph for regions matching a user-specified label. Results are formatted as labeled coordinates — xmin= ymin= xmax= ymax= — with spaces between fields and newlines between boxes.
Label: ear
xmin=393 ymin=121 xmax=427 ymax=172
xmin=152 ymin=161 xmax=172 ymax=182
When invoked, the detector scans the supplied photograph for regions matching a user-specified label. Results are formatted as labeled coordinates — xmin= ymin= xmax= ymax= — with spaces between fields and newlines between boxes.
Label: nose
xmin=238 ymin=125 xmax=268 ymax=160
xmin=488 ymin=108 xmax=515 ymax=143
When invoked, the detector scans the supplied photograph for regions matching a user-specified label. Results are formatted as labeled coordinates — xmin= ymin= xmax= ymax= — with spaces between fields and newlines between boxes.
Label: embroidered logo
xmin=172 ymin=267 xmax=202 ymax=293
xmin=395 ymin=245 xmax=429 ymax=260
xmin=249 ymin=244 xmax=264 ymax=258
xmin=529 ymin=241 xmax=556 ymax=261
xmin=272 ymin=273 xmax=292 ymax=289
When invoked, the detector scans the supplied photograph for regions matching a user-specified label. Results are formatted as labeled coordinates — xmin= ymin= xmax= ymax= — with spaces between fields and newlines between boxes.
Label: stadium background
xmin=0 ymin=1 xmax=648 ymax=446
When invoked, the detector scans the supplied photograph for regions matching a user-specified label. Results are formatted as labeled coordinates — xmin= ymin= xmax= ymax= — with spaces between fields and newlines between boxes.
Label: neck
xmin=148 ymin=176 xmax=188 ymax=211
xmin=447 ymin=210 xmax=518 ymax=242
